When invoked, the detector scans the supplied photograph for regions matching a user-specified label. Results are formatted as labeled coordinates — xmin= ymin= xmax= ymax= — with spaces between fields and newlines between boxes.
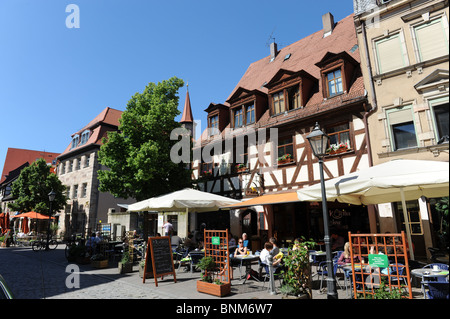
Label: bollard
xmin=268 ymin=253 xmax=277 ymax=295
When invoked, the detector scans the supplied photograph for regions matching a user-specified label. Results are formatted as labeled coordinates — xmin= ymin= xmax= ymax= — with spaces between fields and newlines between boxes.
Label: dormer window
xmin=234 ymin=108 xmax=243 ymax=128
xmin=246 ymin=104 xmax=255 ymax=125
xmin=272 ymin=91 xmax=285 ymax=114
xmin=80 ymin=130 xmax=90 ymax=145
xmin=70 ymin=135 xmax=79 ymax=150
xmin=326 ymin=69 xmax=344 ymax=97
xmin=209 ymin=115 xmax=219 ymax=135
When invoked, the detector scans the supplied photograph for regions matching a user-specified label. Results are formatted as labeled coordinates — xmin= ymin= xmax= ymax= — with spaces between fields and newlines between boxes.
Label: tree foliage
xmin=9 ymin=158 xmax=67 ymax=215
xmin=98 ymin=77 xmax=192 ymax=201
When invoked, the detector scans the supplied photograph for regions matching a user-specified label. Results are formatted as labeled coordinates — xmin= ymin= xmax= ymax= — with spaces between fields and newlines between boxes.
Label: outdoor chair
xmin=389 ymin=263 xmax=409 ymax=292
xmin=188 ymin=251 xmax=205 ymax=276
xmin=317 ymin=261 xmax=344 ymax=292
xmin=423 ymin=281 xmax=449 ymax=299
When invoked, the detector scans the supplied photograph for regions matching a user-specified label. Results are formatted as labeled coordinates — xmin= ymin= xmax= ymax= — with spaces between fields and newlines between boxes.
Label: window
xmin=375 ymin=33 xmax=407 ymax=73
xmin=85 ymin=155 xmax=90 ymax=167
xmin=246 ymin=104 xmax=255 ymax=125
xmin=201 ymin=162 xmax=213 ymax=177
xmin=326 ymin=69 xmax=344 ymax=97
xmin=287 ymin=86 xmax=301 ymax=110
xmin=277 ymin=136 xmax=294 ymax=162
xmin=272 ymin=91 xmax=285 ymax=114
xmin=414 ymin=18 xmax=448 ymax=62
xmin=80 ymin=130 xmax=90 ymax=145
xmin=429 ymin=98 xmax=449 ymax=141
xmin=73 ymin=184 xmax=78 ymax=199
xmin=209 ymin=115 xmax=219 ymax=135
xmin=387 ymin=106 xmax=417 ymax=150
xmin=327 ymin=123 xmax=351 ymax=149
xmin=81 ymin=183 xmax=87 ymax=198
xmin=70 ymin=135 xmax=79 ymax=150
xmin=234 ymin=109 xmax=243 ymax=128
xmin=68 ymin=161 xmax=73 ymax=173
xmin=76 ymin=158 xmax=81 ymax=170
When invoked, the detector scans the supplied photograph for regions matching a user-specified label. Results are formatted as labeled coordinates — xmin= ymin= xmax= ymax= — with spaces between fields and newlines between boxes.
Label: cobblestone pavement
xmin=0 ymin=244 xmax=424 ymax=300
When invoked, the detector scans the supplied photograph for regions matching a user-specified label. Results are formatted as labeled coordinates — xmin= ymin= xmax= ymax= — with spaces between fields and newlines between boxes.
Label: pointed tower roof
xmin=180 ymin=85 xmax=193 ymax=124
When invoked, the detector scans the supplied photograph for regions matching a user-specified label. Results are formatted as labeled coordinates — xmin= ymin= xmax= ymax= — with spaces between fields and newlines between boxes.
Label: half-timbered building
xmin=190 ymin=13 xmax=374 ymax=249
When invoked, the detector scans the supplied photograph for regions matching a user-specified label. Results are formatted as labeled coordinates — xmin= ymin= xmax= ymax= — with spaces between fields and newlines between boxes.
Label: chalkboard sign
xmin=143 ymin=236 xmax=177 ymax=286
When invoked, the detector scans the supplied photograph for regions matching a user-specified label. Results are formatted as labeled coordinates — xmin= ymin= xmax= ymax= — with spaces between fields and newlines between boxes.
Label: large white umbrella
xmin=297 ymin=159 xmax=449 ymax=260
xmin=127 ymin=188 xmax=241 ymax=213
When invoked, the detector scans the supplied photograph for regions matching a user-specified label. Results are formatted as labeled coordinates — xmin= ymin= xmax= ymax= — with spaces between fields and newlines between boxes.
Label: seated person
xmin=171 ymin=231 xmax=182 ymax=247
xmin=234 ymin=239 xmax=248 ymax=257
xmin=259 ymin=242 xmax=282 ymax=273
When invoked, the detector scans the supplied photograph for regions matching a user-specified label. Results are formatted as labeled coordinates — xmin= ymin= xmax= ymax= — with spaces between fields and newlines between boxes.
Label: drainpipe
xmin=360 ymin=19 xmax=379 ymax=233
xmin=359 ymin=19 xmax=378 ymax=167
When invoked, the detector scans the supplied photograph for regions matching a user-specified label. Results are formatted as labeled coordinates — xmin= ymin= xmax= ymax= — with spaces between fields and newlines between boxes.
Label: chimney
xmin=270 ymin=42 xmax=278 ymax=61
xmin=322 ymin=12 xmax=335 ymax=38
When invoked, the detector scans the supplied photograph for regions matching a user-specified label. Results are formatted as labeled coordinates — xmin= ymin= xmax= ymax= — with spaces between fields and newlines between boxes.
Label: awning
xmin=224 ymin=191 xmax=300 ymax=209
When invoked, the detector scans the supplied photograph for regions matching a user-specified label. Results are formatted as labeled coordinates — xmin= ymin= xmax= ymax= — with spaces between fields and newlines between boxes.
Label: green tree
xmin=98 ymin=77 xmax=192 ymax=201
xmin=9 ymin=158 xmax=67 ymax=215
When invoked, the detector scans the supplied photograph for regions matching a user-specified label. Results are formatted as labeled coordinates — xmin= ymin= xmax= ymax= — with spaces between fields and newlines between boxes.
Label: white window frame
xmin=386 ymin=105 xmax=418 ymax=151
xmin=373 ymin=30 xmax=409 ymax=74
xmin=427 ymin=96 xmax=449 ymax=142
xmin=411 ymin=14 xmax=449 ymax=63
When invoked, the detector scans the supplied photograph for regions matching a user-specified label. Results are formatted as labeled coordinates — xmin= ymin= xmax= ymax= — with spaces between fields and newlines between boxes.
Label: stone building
xmin=56 ymin=107 xmax=135 ymax=238
xmin=353 ymin=0 xmax=449 ymax=258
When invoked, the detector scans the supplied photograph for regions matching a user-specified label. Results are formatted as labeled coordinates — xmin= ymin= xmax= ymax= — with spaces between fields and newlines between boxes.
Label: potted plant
xmin=280 ymin=238 xmax=316 ymax=299
xmin=277 ymin=154 xmax=293 ymax=165
xmin=327 ymin=142 xmax=349 ymax=155
xmin=91 ymin=254 xmax=108 ymax=268
xmin=196 ymin=256 xmax=231 ymax=297
xmin=118 ymin=251 xmax=133 ymax=274
xmin=235 ymin=163 xmax=248 ymax=173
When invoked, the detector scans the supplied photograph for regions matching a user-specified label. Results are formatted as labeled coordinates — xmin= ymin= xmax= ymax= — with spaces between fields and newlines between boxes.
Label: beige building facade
xmin=354 ymin=0 xmax=449 ymax=259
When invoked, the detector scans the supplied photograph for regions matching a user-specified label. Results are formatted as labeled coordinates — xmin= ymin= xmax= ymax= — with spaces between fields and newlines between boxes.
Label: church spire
xmin=180 ymin=83 xmax=193 ymax=124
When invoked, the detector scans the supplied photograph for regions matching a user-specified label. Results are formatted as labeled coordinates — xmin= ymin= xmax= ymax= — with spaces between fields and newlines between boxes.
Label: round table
xmin=411 ymin=268 xmax=449 ymax=298
xmin=232 ymin=255 xmax=260 ymax=282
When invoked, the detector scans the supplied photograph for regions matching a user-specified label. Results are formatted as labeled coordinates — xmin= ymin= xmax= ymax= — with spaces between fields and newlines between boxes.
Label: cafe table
xmin=411 ymin=268 xmax=449 ymax=298
xmin=231 ymin=254 xmax=260 ymax=283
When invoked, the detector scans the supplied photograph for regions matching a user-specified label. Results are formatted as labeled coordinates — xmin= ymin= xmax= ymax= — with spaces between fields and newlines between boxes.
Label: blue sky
xmin=0 ymin=0 xmax=354 ymax=175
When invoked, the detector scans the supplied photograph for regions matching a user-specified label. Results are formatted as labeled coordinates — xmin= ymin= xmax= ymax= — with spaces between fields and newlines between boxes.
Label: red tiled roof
xmin=58 ymin=107 xmax=123 ymax=158
xmin=197 ymin=14 xmax=366 ymax=146
xmin=1 ymin=148 xmax=60 ymax=183
xmin=226 ymin=14 xmax=361 ymax=101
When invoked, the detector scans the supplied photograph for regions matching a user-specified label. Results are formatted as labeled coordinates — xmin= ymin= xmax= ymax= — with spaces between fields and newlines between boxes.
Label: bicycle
xmin=32 ymin=237 xmax=58 ymax=251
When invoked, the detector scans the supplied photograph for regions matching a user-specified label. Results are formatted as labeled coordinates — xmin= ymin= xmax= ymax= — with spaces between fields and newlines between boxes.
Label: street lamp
xmin=46 ymin=190 xmax=56 ymax=251
xmin=306 ymin=122 xmax=338 ymax=299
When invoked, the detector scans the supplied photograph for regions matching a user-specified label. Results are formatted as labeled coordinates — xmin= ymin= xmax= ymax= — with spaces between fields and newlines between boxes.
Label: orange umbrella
xmin=12 ymin=212 xmax=55 ymax=220
xmin=21 ymin=217 xmax=29 ymax=233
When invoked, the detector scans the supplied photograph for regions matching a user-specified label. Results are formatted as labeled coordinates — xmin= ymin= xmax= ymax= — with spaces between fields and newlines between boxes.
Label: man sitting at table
xmin=260 ymin=242 xmax=282 ymax=272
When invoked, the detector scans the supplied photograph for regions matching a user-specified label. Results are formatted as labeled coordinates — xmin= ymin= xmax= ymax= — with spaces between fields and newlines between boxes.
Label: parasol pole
xmin=400 ymin=188 xmax=414 ymax=260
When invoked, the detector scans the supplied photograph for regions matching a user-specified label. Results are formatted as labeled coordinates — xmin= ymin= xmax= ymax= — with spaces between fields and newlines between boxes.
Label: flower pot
xmin=197 ymin=280 xmax=231 ymax=297
xmin=277 ymin=159 xmax=293 ymax=165
xmin=91 ymin=259 xmax=109 ymax=269
xmin=237 ymin=167 xmax=248 ymax=173
xmin=118 ymin=262 xmax=133 ymax=274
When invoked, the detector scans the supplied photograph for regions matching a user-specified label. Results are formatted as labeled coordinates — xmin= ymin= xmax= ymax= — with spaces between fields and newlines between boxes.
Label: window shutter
xmin=415 ymin=19 xmax=448 ymax=62
xmin=388 ymin=107 xmax=413 ymax=125
xmin=376 ymin=35 xmax=405 ymax=73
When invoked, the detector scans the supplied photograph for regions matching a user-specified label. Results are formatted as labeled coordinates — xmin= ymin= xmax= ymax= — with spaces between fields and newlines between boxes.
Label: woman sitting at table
xmin=337 ymin=242 xmax=362 ymax=266
xmin=234 ymin=239 xmax=248 ymax=257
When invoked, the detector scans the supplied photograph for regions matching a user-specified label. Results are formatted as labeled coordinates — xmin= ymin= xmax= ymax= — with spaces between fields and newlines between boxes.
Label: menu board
xmin=143 ymin=236 xmax=177 ymax=286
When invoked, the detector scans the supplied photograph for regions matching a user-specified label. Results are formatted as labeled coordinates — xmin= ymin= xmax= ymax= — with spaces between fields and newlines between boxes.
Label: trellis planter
xmin=197 ymin=280 xmax=231 ymax=297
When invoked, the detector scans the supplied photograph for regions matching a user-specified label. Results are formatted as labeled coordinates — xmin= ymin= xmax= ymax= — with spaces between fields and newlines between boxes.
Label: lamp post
xmin=306 ymin=122 xmax=338 ymax=299
xmin=46 ymin=190 xmax=56 ymax=251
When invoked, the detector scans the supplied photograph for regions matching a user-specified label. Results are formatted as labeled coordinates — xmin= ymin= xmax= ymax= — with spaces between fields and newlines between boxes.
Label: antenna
xmin=266 ymin=27 xmax=276 ymax=47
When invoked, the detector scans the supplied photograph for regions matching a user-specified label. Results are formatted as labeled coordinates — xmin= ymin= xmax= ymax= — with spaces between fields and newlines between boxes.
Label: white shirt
xmin=259 ymin=248 xmax=271 ymax=265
